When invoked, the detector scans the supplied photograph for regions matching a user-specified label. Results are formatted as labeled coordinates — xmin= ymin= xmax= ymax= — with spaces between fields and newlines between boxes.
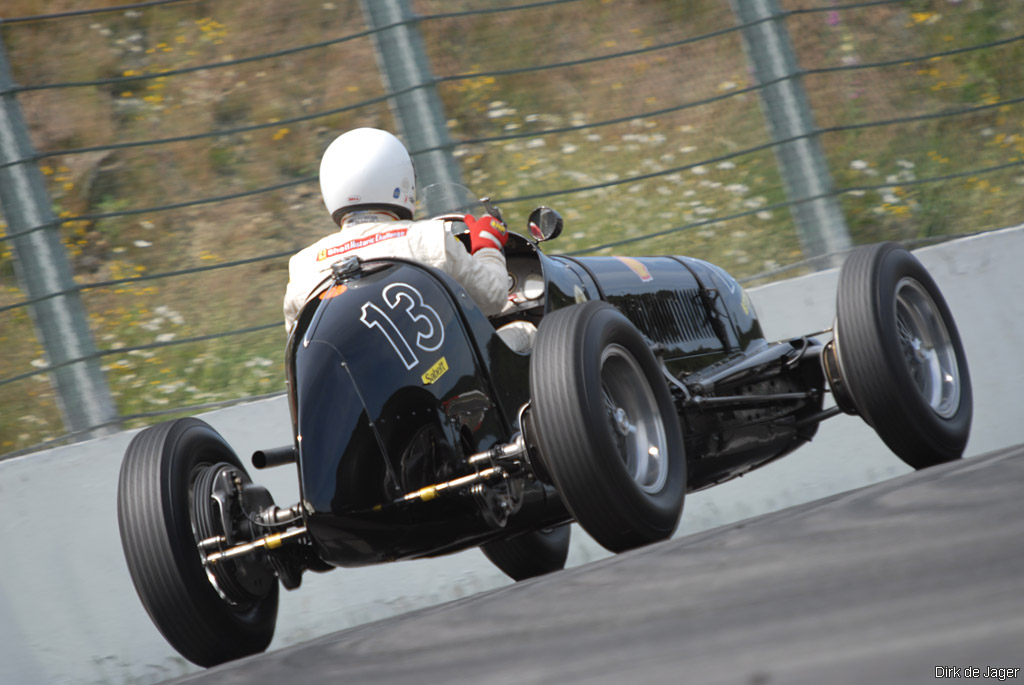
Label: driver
xmin=283 ymin=128 xmax=534 ymax=352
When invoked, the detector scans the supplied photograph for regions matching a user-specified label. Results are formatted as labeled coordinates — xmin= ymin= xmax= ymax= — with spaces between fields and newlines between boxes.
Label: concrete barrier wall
xmin=2 ymin=227 xmax=1022 ymax=684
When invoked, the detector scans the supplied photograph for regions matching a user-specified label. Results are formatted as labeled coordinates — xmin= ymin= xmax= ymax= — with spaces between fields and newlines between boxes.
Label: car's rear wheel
xmin=833 ymin=242 xmax=972 ymax=469
xmin=117 ymin=418 xmax=279 ymax=667
xmin=481 ymin=524 xmax=571 ymax=581
xmin=529 ymin=301 xmax=685 ymax=553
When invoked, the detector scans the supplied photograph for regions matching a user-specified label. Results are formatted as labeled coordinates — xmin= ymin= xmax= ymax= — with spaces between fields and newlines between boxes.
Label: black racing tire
xmin=117 ymin=418 xmax=279 ymax=667
xmin=835 ymin=242 xmax=972 ymax=469
xmin=481 ymin=524 xmax=571 ymax=581
xmin=529 ymin=301 xmax=685 ymax=553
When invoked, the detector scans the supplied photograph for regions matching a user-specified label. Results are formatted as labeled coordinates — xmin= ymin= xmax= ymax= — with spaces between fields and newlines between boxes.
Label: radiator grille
xmin=616 ymin=289 xmax=718 ymax=346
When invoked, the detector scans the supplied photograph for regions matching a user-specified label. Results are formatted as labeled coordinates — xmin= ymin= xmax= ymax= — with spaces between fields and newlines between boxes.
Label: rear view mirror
xmin=527 ymin=207 xmax=563 ymax=243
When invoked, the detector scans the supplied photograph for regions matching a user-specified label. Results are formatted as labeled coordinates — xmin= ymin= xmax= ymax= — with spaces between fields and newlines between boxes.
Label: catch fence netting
xmin=1 ymin=0 xmax=1021 ymax=456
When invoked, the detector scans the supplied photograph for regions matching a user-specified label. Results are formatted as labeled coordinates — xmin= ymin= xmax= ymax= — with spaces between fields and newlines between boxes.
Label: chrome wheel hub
xmin=600 ymin=344 xmax=669 ymax=494
xmin=894 ymin=277 xmax=961 ymax=418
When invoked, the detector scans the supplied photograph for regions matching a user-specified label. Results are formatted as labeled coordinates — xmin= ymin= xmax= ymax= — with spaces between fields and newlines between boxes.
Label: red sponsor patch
xmin=316 ymin=228 xmax=409 ymax=262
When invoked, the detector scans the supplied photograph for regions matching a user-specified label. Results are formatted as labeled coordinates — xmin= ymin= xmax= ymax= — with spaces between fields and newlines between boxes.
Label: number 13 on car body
xmin=359 ymin=282 xmax=445 ymax=370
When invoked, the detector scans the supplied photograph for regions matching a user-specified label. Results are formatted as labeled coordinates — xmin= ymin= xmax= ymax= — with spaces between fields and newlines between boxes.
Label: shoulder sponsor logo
xmin=614 ymin=256 xmax=653 ymax=282
xmin=421 ymin=356 xmax=449 ymax=385
xmin=316 ymin=228 xmax=409 ymax=262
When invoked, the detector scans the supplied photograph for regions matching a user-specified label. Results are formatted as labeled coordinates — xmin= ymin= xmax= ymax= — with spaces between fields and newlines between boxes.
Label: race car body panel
xmin=291 ymin=260 xmax=559 ymax=566
xmin=555 ymin=254 xmax=763 ymax=374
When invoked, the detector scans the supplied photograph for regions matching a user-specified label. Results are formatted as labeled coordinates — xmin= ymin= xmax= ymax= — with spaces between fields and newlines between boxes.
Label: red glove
xmin=464 ymin=214 xmax=508 ymax=254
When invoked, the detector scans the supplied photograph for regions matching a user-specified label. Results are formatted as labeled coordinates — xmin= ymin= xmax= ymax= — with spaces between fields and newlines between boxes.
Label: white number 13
xmin=359 ymin=283 xmax=445 ymax=370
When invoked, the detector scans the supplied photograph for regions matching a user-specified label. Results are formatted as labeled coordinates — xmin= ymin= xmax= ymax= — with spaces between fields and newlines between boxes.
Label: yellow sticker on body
xmin=422 ymin=356 xmax=449 ymax=385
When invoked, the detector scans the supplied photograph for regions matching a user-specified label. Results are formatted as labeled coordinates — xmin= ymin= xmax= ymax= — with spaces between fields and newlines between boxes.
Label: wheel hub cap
xmin=612 ymin=406 xmax=635 ymax=437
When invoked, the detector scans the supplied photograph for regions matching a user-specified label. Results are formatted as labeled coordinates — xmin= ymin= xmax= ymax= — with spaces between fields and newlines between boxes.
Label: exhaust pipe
xmin=252 ymin=445 xmax=296 ymax=469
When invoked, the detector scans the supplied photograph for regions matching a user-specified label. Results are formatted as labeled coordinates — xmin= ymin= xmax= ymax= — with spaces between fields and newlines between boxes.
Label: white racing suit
xmin=283 ymin=211 xmax=534 ymax=351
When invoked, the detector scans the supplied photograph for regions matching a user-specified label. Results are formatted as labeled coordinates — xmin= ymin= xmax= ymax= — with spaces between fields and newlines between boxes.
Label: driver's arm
xmin=442 ymin=229 xmax=508 ymax=317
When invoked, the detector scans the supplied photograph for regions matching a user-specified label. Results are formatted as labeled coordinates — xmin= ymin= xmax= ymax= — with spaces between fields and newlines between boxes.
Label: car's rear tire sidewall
xmin=480 ymin=524 xmax=571 ymax=581
xmin=530 ymin=301 xmax=685 ymax=553
xmin=117 ymin=417 xmax=278 ymax=667
xmin=835 ymin=242 xmax=972 ymax=469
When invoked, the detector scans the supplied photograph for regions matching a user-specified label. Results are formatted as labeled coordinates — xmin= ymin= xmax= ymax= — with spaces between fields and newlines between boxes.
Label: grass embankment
xmin=0 ymin=0 xmax=1021 ymax=452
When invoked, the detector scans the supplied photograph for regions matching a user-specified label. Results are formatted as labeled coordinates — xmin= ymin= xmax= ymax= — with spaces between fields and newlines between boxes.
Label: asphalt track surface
xmin=169 ymin=445 xmax=1024 ymax=685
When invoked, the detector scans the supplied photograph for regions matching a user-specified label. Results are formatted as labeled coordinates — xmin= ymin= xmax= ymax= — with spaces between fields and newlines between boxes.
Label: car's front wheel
xmin=529 ymin=301 xmax=686 ymax=553
xmin=117 ymin=418 xmax=279 ymax=667
xmin=832 ymin=242 xmax=972 ymax=469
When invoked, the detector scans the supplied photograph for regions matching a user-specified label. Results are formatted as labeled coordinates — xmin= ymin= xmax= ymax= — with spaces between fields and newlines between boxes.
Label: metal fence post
xmin=0 ymin=34 xmax=118 ymax=438
xmin=731 ymin=0 xmax=851 ymax=267
xmin=359 ymin=0 xmax=464 ymax=215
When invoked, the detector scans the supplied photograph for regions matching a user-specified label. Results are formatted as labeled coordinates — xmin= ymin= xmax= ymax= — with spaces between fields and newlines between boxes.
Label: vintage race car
xmin=117 ymin=191 xmax=971 ymax=667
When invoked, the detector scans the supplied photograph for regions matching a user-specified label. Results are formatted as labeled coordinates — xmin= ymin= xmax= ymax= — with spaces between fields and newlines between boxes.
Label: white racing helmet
xmin=319 ymin=128 xmax=416 ymax=223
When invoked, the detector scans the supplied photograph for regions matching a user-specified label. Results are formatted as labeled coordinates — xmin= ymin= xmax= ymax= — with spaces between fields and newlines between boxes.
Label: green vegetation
xmin=0 ymin=0 xmax=1022 ymax=452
